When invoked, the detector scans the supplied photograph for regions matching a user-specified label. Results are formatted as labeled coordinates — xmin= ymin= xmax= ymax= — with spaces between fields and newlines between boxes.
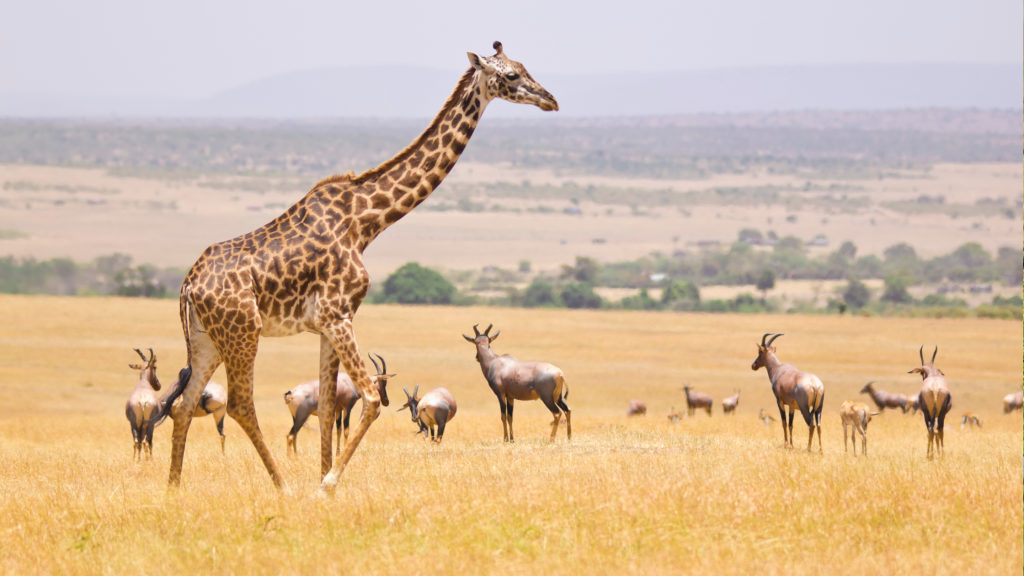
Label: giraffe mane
xmin=311 ymin=67 xmax=477 ymax=191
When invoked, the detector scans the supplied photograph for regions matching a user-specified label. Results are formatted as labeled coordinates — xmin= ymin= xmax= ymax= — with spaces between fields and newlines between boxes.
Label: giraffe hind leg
xmin=168 ymin=330 xmax=222 ymax=486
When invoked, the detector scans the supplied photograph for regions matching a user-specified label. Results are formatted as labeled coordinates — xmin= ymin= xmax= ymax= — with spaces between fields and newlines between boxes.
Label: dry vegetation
xmin=0 ymin=295 xmax=1020 ymax=574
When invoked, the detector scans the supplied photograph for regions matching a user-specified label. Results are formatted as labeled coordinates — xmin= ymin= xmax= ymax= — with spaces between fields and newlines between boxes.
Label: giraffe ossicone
xmin=157 ymin=42 xmax=559 ymax=494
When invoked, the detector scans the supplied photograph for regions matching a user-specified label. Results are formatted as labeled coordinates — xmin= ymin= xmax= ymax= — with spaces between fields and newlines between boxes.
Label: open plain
xmin=0 ymin=295 xmax=1020 ymax=575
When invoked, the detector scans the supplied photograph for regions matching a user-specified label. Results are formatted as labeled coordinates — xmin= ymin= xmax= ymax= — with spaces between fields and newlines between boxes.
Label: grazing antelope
xmin=722 ymin=389 xmax=740 ymax=415
xmin=399 ymin=385 xmax=458 ymax=443
xmin=627 ymin=400 xmax=647 ymax=417
xmin=1003 ymin=390 xmax=1023 ymax=414
xmin=667 ymin=407 xmax=681 ymax=424
xmin=905 ymin=394 xmax=920 ymax=415
xmin=859 ymin=381 xmax=907 ymax=413
xmin=840 ymin=401 xmax=877 ymax=456
xmin=757 ymin=408 xmax=776 ymax=427
xmin=960 ymin=412 xmax=982 ymax=430
xmin=284 ymin=353 xmax=394 ymax=455
xmin=909 ymin=345 xmax=952 ymax=459
xmin=463 ymin=323 xmax=570 ymax=442
xmin=682 ymin=384 xmax=713 ymax=417
xmin=164 ymin=381 xmax=228 ymax=453
xmin=125 ymin=348 xmax=161 ymax=461
xmin=751 ymin=333 xmax=825 ymax=452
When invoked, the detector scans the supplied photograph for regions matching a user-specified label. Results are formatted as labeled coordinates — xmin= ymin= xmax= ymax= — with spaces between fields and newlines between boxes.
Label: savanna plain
xmin=0 ymin=295 xmax=1020 ymax=575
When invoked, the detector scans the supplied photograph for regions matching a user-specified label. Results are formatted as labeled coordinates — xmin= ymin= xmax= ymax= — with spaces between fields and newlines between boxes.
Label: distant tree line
xmin=0 ymin=253 xmax=185 ymax=298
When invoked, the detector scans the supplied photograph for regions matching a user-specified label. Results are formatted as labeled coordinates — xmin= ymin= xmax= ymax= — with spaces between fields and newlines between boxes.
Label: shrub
xmin=621 ymin=288 xmax=661 ymax=310
xmin=842 ymin=277 xmax=871 ymax=309
xmin=561 ymin=283 xmax=602 ymax=309
xmin=522 ymin=281 xmax=560 ymax=308
xmin=661 ymin=280 xmax=700 ymax=304
xmin=880 ymin=275 xmax=913 ymax=304
xmin=374 ymin=262 xmax=455 ymax=305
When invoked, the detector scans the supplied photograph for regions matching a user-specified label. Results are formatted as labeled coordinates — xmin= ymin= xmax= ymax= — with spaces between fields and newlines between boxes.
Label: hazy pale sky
xmin=1 ymin=0 xmax=1020 ymax=99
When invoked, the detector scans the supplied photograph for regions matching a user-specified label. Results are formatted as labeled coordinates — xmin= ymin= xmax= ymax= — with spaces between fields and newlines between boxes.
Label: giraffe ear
xmin=468 ymin=52 xmax=496 ymax=74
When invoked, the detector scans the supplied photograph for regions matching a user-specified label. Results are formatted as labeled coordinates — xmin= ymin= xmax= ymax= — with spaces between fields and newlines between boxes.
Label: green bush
xmin=522 ymin=281 xmax=560 ymax=308
xmin=561 ymin=283 xmax=602 ymax=309
xmin=374 ymin=262 xmax=455 ymax=305
xmin=881 ymin=275 xmax=913 ymax=303
xmin=621 ymin=288 xmax=661 ymax=310
xmin=842 ymin=277 xmax=871 ymax=309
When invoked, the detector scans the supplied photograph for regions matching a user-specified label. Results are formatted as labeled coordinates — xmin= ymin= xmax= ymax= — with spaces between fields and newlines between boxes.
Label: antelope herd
xmin=123 ymin=327 xmax=1018 ymax=469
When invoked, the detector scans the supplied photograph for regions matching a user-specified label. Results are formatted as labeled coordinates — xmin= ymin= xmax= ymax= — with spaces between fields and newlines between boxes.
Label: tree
xmin=621 ymin=288 xmax=660 ymax=310
xmin=755 ymin=269 xmax=776 ymax=302
xmin=842 ymin=276 xmax=871 ymax=309
xmin=738 ymin=228 xmax=762 ymax=243
xmin=883 ymin=243 xmax=917 ymax=262
xmin=522 ymin=281 xmax=559 ymax=307
xmin=951 ymin=242 xmax=991 ymax=268
xmin=561 ymin=256 xmax=600 ymax=284
xmin=838 ymin=241 xmax=857 ymax=259
xmin=374 ymin=262 xmax=455 ymax=305
xmin=774 ymin=236 xmax=804 ymax=253
xmin=880 ymin=274 xmax=912 ymax=304
xmin=661 ymin=280 xmax=700 ymax=304
xmin=561 ymin=283 xmax=602 ymax=309
xmin=518 ymin=260 xmax=532 ymax=273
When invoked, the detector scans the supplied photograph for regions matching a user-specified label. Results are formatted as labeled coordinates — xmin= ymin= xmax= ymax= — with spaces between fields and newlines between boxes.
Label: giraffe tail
xmin=152 ymin=283 xmax=196 ymax=426
xmin=152 ymin=366 xmax=193 ymax=428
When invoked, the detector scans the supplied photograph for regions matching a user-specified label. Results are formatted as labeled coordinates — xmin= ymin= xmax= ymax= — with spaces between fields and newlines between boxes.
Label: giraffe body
xmin=159 ymin=42 xmax=558 ymax=494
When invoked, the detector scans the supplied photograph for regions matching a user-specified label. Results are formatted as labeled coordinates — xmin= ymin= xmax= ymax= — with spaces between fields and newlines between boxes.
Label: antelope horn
xmin=483 ymin=323 xmax=493 ymax=336
xmin=147 ymin=348 xmax=156 ymax=364
xmin=134 ymin=348 xmax=147 ymax=361
xmin=931 ymin=346 xmax=938 ymax=365
xmin=760 ymin=333 xmax=772 ymax=346
xmin=376 ymin=353 xmax=387 ymax=375
xmin=473 ymin=324 xmax=481 ymax=337
xmin=413 ymin=384 xmax=419 ymax=398
xmin=765 ymin=333 xmax=784 ymax=347
xmin=403 ymin=387 xmax=411 ymax=399
xmin=919 ymin=345 xmax=925 ymax=366
xmin=368 ymin=352 xmax=383 ymax=375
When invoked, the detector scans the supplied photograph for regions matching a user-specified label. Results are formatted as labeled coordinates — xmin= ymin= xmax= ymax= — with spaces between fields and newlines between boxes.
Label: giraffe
xmin=158 ymin=42 xmax=558 ymax=495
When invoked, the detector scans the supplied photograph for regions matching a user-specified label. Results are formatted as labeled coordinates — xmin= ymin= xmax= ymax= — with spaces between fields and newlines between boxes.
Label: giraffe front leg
xmin=318 ymin=318 xmax=378 ymax=497
xmin=317 ymin=334 xmax=340 ymax=479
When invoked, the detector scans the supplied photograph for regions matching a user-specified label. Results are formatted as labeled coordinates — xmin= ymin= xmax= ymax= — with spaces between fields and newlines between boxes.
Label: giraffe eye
xmin=505 ymin=73 xmax=520 ymax=81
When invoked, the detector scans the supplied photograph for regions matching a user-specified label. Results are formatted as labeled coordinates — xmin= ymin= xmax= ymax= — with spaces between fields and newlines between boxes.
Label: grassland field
xmin=0 ymin=294 xmax=1020 ymax=575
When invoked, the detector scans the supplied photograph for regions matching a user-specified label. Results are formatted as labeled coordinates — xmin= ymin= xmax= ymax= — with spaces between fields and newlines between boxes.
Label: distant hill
xmin=0 ymin=62 xmax=1020 ymax=118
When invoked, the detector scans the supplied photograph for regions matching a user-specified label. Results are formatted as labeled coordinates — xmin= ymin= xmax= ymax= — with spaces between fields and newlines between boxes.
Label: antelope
xmin=840 ymin=401 xmax=877 ymax=456
xmin=399 ymin=385 xmax=458 ymax=443
xmin=757 ymin=408 xmax=776 ymax=427
xmin=627 ymin=400 xmax=647 ymax=417
xmin=905 ymin=394 xmax=920 ymax=415
xmin=909 ymin=345 xmax=952 ymax=459
xmin=960 ymin=412 xmax=982 ymax=430
xmin=681 ymin=384 xmax=713 ymax=417
xmin=859 ymin=381 xmax=907 ymax=413
xmin=284 ymin=353 xmax=394 ymax=455
xmin=125 ymin=348 xmax=161 ymax=461
xmin=463 ymin=323 xmax=570 ymax=442
xmin=722 ymin=388 xmax=740 ymax=415
xmin=164 ymin=381 xmax=228 ymax=453
xmin=1003 ymin=390 xmax=1023 ymax=414
xmin=751 ymin=333 xmax=825 ymax=452
xmin=667 ymin=407 xmax=681 ymax=423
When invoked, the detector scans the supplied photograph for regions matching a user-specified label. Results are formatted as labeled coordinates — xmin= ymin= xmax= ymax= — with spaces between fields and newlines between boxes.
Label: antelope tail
xmin=562 ymin=376 xmax=569 ymax=400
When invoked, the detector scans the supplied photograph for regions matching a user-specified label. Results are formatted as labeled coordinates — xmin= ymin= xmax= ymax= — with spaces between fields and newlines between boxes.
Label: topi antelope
xmin=909 ymin=345 xmax=952 ymax=459
xmin=960 ymin=412 xmax=982 ymax=430
xmin=1003 ymin=390 xmax=1023 ymax=414
xmin=682 ymin=384 xmax=713 ymax=417
xmin=463 ymin=323 xmax=570 ymax=442
xmin=164 ymin=381 xmax=228 ymax=453
xmin=627 ymin=400 xmax=647 ymax=417
xmin=757 ymin=408 xmax=777 ymax=427
xmin=840 ymin=400 xmax=877 ymax=456
xmin=284 ymin=353 xmax=394 ymax=455
xmin=399 ymin=385 xmax=458 ymax=443
xmin=859 ymin=381 xmax=908 ymax=413
xmin=125 ymin=348 xmax=161 ymax=461
xmin=667 ymin=407 xmax=681 ymax=424
xmin=751 ymin=333 xmax=825 ymax=452
xmin=722 ymin=389 xmax=740 ymax=415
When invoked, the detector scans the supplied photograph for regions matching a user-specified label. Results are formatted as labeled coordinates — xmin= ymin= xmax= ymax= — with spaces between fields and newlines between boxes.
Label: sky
xmin=1 ymin=0 xmax=1021 ymax=99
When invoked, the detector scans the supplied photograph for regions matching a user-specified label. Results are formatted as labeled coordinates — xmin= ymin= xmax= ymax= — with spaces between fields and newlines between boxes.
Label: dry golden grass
xmin=0 ymin=295 xmax=1020 ymax=575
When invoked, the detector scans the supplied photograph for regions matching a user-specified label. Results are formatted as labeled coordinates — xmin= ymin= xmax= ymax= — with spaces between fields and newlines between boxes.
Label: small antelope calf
xmin=125 ymin=348 xmax=161 ymax=461
xmin=722 ymin=389 xmax=740 ymax=415
xmin=627 ymin=400 xmax=647 ymax=417
xmin=682 ymin=384 xmax=713 ymax=417
xmin=960 ymin=412 xmax=982 ymax=430
xmin=840 ymin=400 xmax=877 ymax=456
xmin=757 ymin=408 xmax=776 ymax=427
xmin=667 ymin=407 xmax=681 ymax=424
xmin=400 ymin=385 xmax=458 ymax=443
xmin=1003 ymin=390 xmax=1023 ymax=414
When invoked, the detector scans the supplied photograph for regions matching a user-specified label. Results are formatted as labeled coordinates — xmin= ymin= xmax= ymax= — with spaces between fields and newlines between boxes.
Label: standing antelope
xmin=463 ymin=323 xmax=570 ymax=442
xmin=125 ymin=348 xmax=161 ymax=461
xmin=757 ymin=408 xmax=776 ymax=427
xmin=1003 ymin=390 xmax=1023 ymax=414
xmin=960 ymin=412 xmax=982 ymax=430
xmin=682 ymin=384 xmax=713 ymax=417
xmin=751 ymin=333 xmax=825 ymax=452
xmin=859 ymin=381 xmax=908 ymax=413
xmin=164 ymin=382 xmax=228 ymax=453
xmin=910 ymin=345 xmax=952 ymax=459
xmin=399 ymin=385 xmax=457 ymax=443
xmin=840 ymin=401 xmax=877 ymax=456
xmin=722 ymin=389 xmax=740 ymax=415
xmin=284 ymin=353 xmax=394 ymax=455
xmin=627 ymin=400 xmax=647 ymax=417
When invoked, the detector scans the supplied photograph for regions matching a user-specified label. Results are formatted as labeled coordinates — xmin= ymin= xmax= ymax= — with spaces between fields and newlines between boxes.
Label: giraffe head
xmin=468 ymin=41 xmax=559 ymax=112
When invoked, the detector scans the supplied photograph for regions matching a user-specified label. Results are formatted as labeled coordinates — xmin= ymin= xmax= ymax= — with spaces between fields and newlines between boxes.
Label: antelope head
xmin=908 ymin=345 xmax=944 ymax=379
xmin=859 ymin=381 xmax=876 ymax=395
xmin=462 ymin=323 xmax=500 ymax=362
xmin=128 ymin=348 xmax=160 ymax=390
xmin=398 ymin=385 xmax=427 ymax=435
xmin=751 ymin=333 xmax=783 ymax=371
xmin=367 ymin=352 xmax=394 ymax=407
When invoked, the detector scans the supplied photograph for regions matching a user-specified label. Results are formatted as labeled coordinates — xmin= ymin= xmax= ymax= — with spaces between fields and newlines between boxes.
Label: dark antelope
xmin=909 ymin=346 xmax=951 ymax=459
xmin=125 ymin=348 xmax=161 ymax=461
xmin=284 ymin=353 xmax=393 ymax=455
xmin=722 ymin=389 xmax=740 ymax=415
xmin=859 ymin=381 xmax=908 ymax=413
xmin=840 ymin=401 xmax=877 ymax=456
xmin=1003 ymin=390 xmax=1022 ymax=414
xmin=463 ymin=323 xmax=570 ymax=442
xmin=164 ymin=381 xmax=228 ymax=453
xmin=751 ymin=333 xmax=825 ymax=452
xmin=626 ymin=400 xmax=647 ymax=417
xmin=399 ymin=385 xmax=458 ymax=443
xmin=682 ymin=384 xmax=713 ymax=417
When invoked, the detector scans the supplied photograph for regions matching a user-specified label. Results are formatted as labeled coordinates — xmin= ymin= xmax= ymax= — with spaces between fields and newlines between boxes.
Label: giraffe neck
xmin=342 ymin=68 xmax=491 ymax=249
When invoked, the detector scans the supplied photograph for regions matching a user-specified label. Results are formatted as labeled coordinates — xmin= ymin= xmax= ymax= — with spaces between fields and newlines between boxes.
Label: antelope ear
xmin=467 ymin=52 xmax=496 ymax=74
xmin=398 ymin=404 xmax=408 ymax=412
xmin=463 ymin=334 xmax=476 ymax=343
xmin=128 ymin=364 xmax=142 ymax=370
